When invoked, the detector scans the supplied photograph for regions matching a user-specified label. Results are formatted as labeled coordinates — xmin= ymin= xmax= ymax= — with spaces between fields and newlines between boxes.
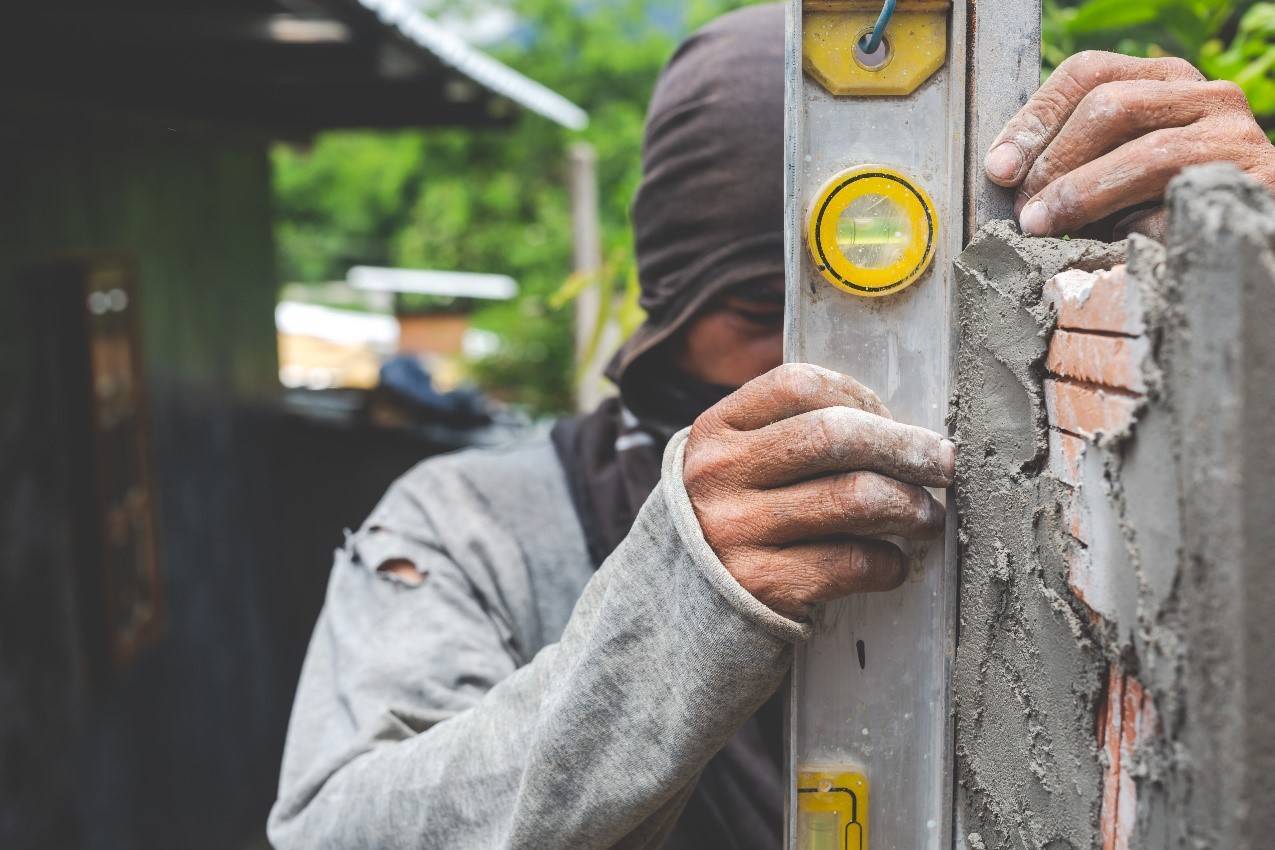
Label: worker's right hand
xmin=682 ymin=363 xmax=955 ymax=621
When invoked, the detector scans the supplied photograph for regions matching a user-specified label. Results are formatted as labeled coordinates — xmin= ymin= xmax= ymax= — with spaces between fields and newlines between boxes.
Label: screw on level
xmin=859 ymin=0 xmax=896 ymax=54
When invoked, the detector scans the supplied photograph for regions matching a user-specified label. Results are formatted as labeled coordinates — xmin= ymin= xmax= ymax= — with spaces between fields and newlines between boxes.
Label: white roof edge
xmin=349 ymin=266 xmax=519 ymax=300
xmin=354 ymin=0 xmax=588 ymax=131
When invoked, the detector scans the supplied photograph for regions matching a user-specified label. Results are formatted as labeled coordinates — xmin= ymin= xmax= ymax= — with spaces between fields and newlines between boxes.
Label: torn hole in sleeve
xmin=377 ymin=558 xmax=428 ymax=587
xmin=346 ymin=525 xmax=431 ymax=588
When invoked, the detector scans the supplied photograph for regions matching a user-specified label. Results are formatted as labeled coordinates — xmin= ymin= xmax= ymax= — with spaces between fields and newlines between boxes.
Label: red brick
xmin=1047 ymin=330 xmax=1149 ymax=393
xmin=1045 ymin=379 xmax=1141 ymax=440
xmin=1044 ymin=265 xmax=1145 ymax=335
xmin=1098 ymin=669 xmax=1158 ymax=850
xmin=1099 ymin=666 xmax=1123 ymax=850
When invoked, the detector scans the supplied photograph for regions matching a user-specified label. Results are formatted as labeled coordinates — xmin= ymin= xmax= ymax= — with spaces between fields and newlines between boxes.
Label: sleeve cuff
xmin=660 ymin=427 xmax=812 ymax=644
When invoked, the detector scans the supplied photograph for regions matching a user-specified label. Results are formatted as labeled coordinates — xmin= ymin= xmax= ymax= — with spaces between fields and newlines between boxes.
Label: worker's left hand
xmin=985 ymin=50 xmax=1275 ymax=239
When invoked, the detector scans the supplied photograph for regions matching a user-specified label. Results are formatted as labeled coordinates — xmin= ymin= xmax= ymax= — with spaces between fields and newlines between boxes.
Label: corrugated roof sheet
xmin=355 ymin=0 xmax=588 ymax=130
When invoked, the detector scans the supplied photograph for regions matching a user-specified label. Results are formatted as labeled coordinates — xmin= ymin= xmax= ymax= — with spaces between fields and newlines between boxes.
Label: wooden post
xmin=567 ymin=142 xmax=615 ymax=412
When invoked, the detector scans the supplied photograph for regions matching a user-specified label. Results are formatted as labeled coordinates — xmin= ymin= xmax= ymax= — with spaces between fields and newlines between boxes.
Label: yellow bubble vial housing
xmin=806 ymin=165 xmax=938 ymax=298
xmin=796 ymin=767 xmax=869 ymax=850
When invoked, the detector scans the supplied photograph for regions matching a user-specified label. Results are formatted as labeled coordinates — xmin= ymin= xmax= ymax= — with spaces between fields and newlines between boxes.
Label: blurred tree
xmin=1044 ymin=1 xmax=1275 ymax=128
xmin=273 ymin=0 xmax=761 ymax=415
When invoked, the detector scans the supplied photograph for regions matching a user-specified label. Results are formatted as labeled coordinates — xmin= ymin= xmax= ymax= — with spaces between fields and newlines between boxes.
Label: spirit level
xmin=782 ymin=2 xmax=1040 ymax=848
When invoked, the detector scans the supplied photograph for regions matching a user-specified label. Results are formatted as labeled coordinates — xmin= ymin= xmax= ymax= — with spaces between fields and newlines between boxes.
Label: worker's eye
xmin=723 ymin=295 xmax=784 ymax=324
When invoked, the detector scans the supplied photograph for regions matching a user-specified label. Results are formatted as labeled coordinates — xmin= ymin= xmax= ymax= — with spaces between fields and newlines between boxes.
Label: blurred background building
xmin=0 ymin=2 xmax=582 ymax=848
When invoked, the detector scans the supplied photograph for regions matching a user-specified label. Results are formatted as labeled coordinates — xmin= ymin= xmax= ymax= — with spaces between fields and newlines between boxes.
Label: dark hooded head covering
xmin=554 ymin=2 xmax=786 ymax=564
xmin=551 ymin=6 xmax=787 ymax=849
xmin=608 ymin=2 xmax=787 ymax=414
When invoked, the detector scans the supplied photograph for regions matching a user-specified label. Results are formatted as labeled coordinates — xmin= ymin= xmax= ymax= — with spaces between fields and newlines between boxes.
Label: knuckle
xmin=916 ymin=490 xmax=945 ymax=531
xmin=902 ymin=485 xmax=931 ymax=524
xmin=772 ymin=576 xmax=819 ymax=617
xmin=1044 ymin=176 xmax=1081 ymax=221
xmin=816 ymin=407 xmax=856 ymax=458
xmin=850 ymin=543 xmax=905 ymax=590
xmin=1159 ymin=56 xmax=1204 ymax=81
xmin=1026 ymin=86 xmax=1078 ymax=138
xmin=886 ymin=483 xmax=921 ymax=524
xmin=684 ymin=438 xmax=710 ymax=482
xmin=771 ymin=362 xmax=819 ymax=406
xmin=711 ymin=501 xmax=765 ymax=546
xmin=699 ymin=496 xmax=767 ymax=553
xmin=1082 ymin=82 xmax=1128 ymax=125
xmin=1060 ymin=50 xmax=1106 ymax=79
xmin=1058 ymin=50 xmax=1121 ymax=88
xmin=689 ymin=406 xmax=725 ymax=441
xmin=737 ymin=549 xmax=817 ymax=616
xmin=1206 ymin=80 xmax=1250 ymax=112
xmin=1139 ymin=126 xmax=1192 ymax=166
xmin=683 ymin=436 xmax=737 ymax=492
xmin=838 ymin=472 xmax=881 ymax=518
xmin=826 ymin=473 xmax=861 ymax=520
xmin=777 ymin=361 xmax=820 ymax=384
xmin=856 ymin=384 xmax=886 ymax=415
xmin=1024 ymin=149 xmax=1066 ymax=196
xmin=806 ymin=408 xmax=847 ymax=464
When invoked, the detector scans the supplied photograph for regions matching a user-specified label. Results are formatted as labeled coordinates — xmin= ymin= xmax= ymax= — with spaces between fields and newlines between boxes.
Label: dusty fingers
xmin=985 ymin=51 xmax=1275 ymax=237
xmin=729 ymin=539 xmax=906 ymax=622
xmin=1015 ymin=79 xmax=1221 ymax=204
xmin=985 ymin=52 xmax=1204 ymax=187
xmin=684 ymin=363 xmax=954 ymax=621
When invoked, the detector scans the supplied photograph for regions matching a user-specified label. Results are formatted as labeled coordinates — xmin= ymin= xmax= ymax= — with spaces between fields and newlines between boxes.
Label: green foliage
xmin=1200 ymin=4 xmax=1275 ymax=116
xmin=1044 ymin=1 xmax=1275 ymax=125
xmin=273 ymin=133 xmax=427 ymax=282
xmin=1043 ymin=0 xmax=1234 ymax=61
xmin=549 ymin=248 xmax=646 ymax=374
xmin=273 ymin=0 xmax=761 ymax=416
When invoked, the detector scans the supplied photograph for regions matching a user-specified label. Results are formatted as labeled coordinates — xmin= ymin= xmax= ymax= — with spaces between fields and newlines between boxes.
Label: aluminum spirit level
xmin=783 ymin=2 xmax=1041 ymax=848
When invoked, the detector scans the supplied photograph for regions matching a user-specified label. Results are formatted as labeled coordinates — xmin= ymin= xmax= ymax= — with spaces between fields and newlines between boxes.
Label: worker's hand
xmin=985 ymin=51 xmax=1275 ymax=239
xmin=682 ymin=363 xmax=954 ymax=621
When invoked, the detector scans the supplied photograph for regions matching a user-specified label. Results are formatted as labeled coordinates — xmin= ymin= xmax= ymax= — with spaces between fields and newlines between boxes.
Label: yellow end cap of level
xmin=803 ymin=10 xmax=948 ymax=96
xmin=806 ymin=165 xmax=938 ymax=298
xmin=796 ymin=768 xmax=869 ymax=850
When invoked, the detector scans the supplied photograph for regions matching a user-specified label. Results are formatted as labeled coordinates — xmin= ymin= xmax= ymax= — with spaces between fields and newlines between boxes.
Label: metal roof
xmin=349 ymin=266 xmax=519 ymax=300
xmin=4 ymin=1 xmax=588 ymax=131
xmin=354 ymin=0 xmax=588 ymax=130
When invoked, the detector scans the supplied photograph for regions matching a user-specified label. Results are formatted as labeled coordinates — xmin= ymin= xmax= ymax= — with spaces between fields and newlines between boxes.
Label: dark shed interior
xmin=0 ymin=4 xmax=538 ymax=847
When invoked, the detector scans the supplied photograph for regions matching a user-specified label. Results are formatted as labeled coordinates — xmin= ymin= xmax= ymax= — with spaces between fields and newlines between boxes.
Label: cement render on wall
xmin=952 ymin=222 xmax=1125 ymax=850
xmin=952 ymin=165 xmax=1275 ymax=849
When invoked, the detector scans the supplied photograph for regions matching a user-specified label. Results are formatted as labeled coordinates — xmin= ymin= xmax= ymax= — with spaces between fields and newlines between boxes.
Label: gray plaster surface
xmin=952 ymin=222 xmax=1124 ymax=850
xmin=952 ymin=166 xmax=1275 ymax=849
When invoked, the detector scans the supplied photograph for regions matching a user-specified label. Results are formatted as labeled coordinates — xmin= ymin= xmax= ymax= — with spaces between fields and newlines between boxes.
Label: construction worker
xmin=268 ymin=5 xmax=1275 ymax=848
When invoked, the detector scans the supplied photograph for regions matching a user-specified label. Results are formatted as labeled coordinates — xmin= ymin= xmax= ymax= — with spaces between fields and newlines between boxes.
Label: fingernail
xmin=1019 ymin=200 xmax=1052 ymax=236
xmin=985 ymin=143 xmax=1024 ymax=182
xmin=939 ymin=439 xmax=956 ymax=479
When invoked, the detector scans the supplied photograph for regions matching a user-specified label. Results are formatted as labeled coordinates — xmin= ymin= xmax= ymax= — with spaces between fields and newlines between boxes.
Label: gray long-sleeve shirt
xmin=267 ymin=428 xmax=810 ymax=849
